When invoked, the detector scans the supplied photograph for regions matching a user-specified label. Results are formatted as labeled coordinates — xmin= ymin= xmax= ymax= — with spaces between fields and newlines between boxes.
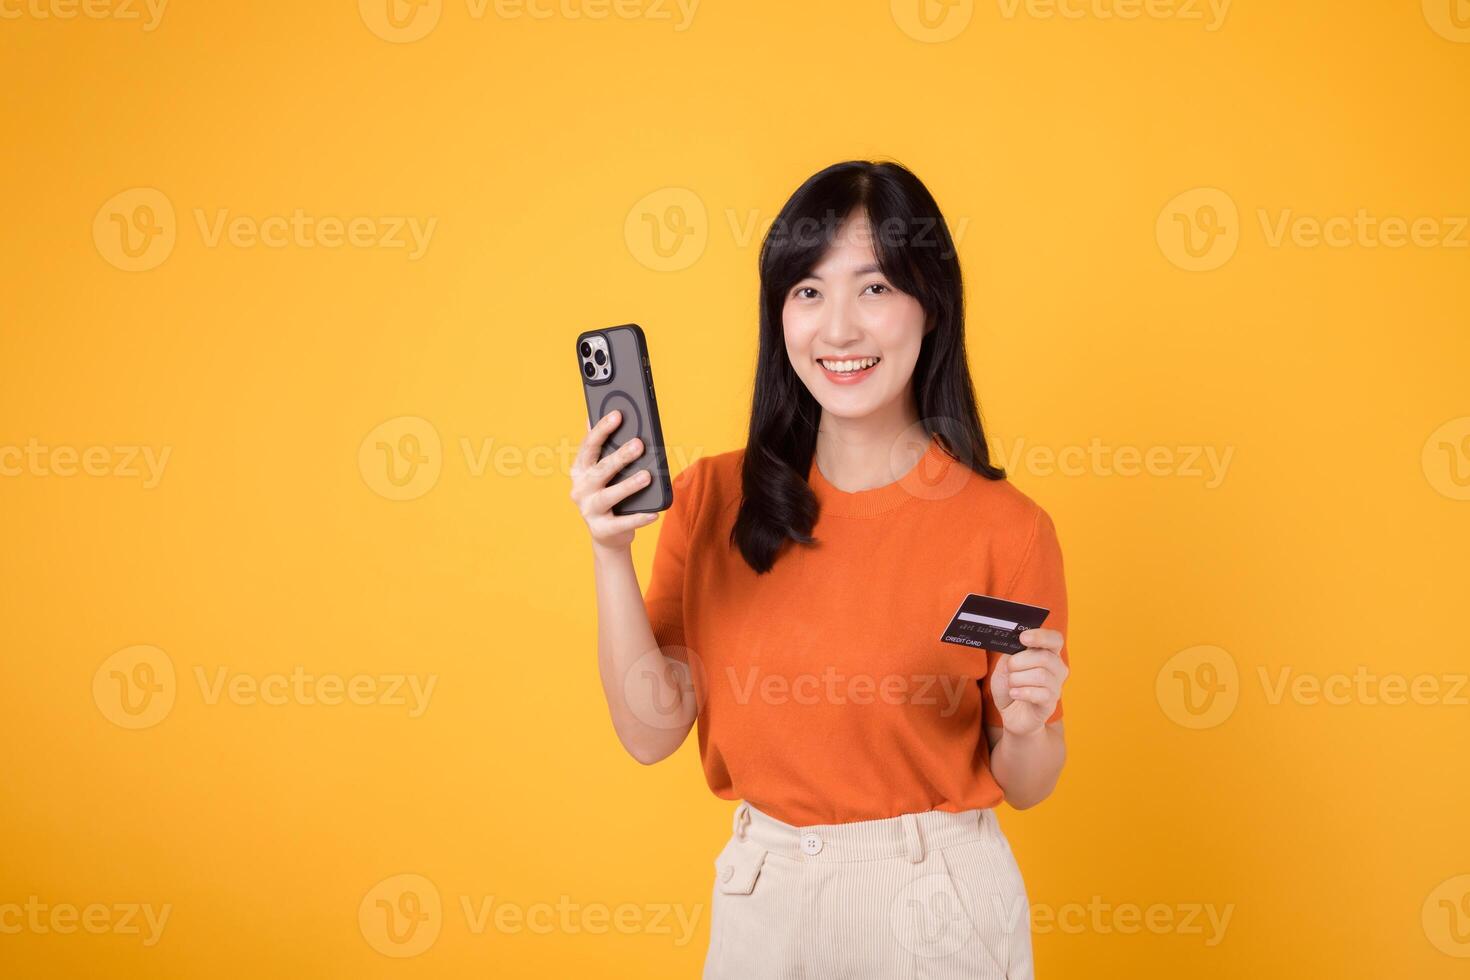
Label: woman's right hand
xmin=571 ymin=409 xmax=660 ymax=552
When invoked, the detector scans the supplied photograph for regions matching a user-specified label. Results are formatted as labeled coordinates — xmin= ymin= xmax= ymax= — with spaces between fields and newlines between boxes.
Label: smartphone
xmin=576 ymin=323 xmax=673 ymax=515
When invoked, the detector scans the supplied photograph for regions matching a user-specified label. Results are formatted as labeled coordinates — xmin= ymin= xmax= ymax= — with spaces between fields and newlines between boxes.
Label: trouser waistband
xmin=731 ymin=800 xmax=999 ymax=864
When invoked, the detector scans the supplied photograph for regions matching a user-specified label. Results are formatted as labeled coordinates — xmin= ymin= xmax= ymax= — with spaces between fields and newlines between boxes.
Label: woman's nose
xmin=817 ymin=296 xmax=862 ymax=345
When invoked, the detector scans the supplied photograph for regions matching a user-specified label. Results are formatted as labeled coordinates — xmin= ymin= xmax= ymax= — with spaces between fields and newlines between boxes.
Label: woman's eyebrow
xmin=805 ymin=263 xmax=884 ymax=281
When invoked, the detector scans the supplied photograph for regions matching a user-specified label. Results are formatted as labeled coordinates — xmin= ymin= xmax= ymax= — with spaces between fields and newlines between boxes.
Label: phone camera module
xmin=580 ymin=334 xmax=612 ymax=383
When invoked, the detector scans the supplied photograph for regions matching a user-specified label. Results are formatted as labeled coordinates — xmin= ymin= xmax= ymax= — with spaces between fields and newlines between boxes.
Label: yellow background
xmin=2 ymin=0 xmax=1469 ymax=976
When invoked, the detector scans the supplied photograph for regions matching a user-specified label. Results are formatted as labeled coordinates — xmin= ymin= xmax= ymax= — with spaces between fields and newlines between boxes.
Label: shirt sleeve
xmin=642 ymin=459 xmax=705 ymax=664
xmin=982 ymin=505 xmax=1070 ymax=728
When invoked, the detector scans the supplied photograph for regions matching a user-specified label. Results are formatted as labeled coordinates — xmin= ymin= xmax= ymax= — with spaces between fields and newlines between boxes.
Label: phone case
xmin=576 ymin=323 xmax=673 ymax=514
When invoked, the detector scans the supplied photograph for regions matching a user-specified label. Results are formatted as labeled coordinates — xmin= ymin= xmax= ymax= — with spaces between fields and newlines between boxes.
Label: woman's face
xmin=781 ymin=209 xmax=928 ymax=425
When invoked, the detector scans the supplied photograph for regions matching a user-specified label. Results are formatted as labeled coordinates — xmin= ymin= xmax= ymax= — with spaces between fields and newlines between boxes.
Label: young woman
xmin=572 ymin=160 xmax=1070 ymax=979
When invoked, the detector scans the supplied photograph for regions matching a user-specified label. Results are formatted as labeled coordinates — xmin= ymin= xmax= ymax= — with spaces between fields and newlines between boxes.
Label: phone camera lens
xmin=583 ymin=362 xmax=594 ymax=378
xmin=593 ymin=349 xmax=606 ymax=365
xmin=580 ymin=341 xmax=592 ymax=357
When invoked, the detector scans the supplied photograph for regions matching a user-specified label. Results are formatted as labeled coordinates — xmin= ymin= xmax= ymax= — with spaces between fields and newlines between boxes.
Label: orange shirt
xmin=642 ymin=432 xmax=1069 ymax=826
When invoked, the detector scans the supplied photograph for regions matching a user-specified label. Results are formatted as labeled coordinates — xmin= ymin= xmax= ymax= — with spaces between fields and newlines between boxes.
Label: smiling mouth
xmin=816 ymin=355 xmax=881 ymax=375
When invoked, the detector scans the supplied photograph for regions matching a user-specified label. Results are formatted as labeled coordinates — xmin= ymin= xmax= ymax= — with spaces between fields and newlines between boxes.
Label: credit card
xmin=939 ymin=593 xmax=1050 ymax=654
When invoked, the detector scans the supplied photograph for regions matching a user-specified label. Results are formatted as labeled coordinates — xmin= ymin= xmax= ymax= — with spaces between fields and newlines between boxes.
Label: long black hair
xmin=731 ymin=159 xmax=1006 ymax=574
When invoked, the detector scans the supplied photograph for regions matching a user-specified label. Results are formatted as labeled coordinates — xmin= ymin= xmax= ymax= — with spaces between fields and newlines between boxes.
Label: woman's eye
xmin=794 ymin=287 xmax=818 ymax=300
xmin=863 ymin=283 xmax=890 ymax=295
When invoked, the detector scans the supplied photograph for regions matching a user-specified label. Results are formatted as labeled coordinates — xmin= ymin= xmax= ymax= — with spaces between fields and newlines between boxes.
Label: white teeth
xmin=820 ymin=356 xmax=879 ymax=373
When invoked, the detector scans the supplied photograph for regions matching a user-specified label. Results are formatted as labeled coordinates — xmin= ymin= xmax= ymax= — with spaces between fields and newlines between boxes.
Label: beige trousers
xmin=703 ymin=801 xmax=1035 ymax=980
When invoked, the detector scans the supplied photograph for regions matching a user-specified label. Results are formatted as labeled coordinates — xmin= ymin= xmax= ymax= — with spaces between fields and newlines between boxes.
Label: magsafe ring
xmin=597 ymin=389 xmax=644 ymax=447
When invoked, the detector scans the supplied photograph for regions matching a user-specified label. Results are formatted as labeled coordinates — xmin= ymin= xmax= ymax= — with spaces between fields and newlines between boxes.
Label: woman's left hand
xmin=990 ymin=628 xmax=1067 ymax=737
